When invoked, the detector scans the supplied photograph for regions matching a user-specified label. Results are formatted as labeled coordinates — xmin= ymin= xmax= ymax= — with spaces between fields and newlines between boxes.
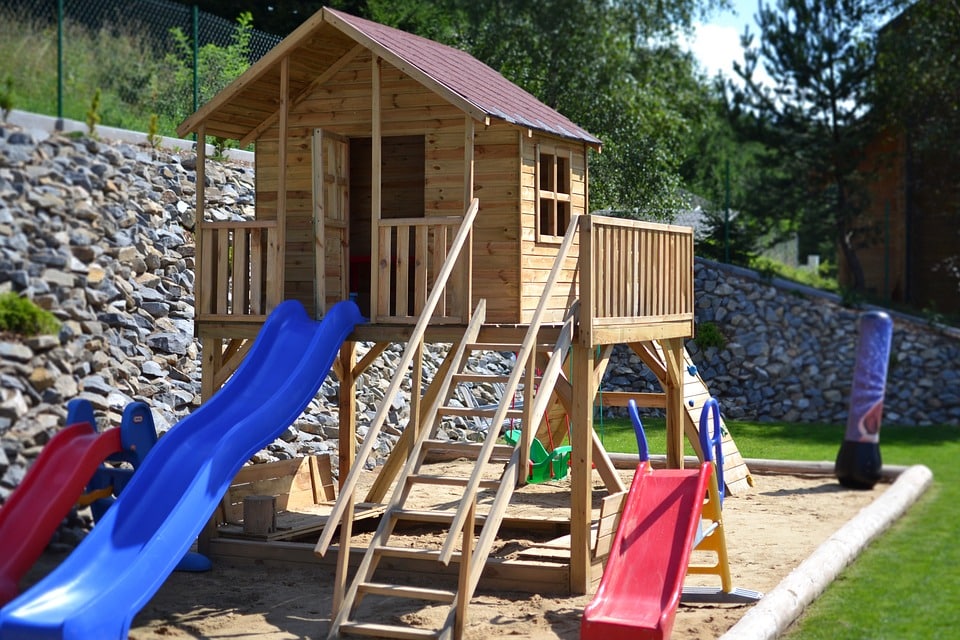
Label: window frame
xmin=535 ymin=143 xmax=573 ymax=243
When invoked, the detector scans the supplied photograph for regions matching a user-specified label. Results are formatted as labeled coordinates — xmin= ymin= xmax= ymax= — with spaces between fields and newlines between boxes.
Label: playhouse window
xmin=537 ymin=147 xmax=571 ymax=241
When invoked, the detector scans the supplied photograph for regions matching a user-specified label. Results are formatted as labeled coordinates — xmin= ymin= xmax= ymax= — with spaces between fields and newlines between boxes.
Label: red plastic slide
xmin=0 ymin=422 xmax=121 ymax=605
xmin=581 ymin=461 xmax=712 ymax=640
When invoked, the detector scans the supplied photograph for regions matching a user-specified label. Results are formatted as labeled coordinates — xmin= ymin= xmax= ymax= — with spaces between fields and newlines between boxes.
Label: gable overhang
xmin=177 ymin=7 xmax=601 ymax=151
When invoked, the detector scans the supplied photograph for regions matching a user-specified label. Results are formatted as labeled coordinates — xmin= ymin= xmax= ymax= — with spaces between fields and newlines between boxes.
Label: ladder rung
xmin=339 ymin=621 xmax=439 ymax=639
xmin=422 ymin=439 xmax=514 ymax=459
xmin=407 ymin=474 xmax=501 ymax=489
xmin=357 ymin=582 xmax=456 ymax=603
xmin=440 ymin=406 xmax=523 ymax=419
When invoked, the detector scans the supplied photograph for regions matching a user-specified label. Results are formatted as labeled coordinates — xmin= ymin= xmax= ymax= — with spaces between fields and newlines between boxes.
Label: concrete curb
xmin=6 ymin=109 xmax=254 ymax=164
xmin=719 ymin=463 xmax=934 ymax=639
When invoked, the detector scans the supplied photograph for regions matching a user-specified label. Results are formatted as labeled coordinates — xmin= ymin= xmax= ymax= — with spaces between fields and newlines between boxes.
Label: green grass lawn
xmin=592 ymin=416 xmax=960 ymax=639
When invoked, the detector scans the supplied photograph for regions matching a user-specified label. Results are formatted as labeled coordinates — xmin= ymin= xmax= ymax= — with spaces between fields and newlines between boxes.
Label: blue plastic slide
xmin=0 ymin=300 xmax=363 ymax=639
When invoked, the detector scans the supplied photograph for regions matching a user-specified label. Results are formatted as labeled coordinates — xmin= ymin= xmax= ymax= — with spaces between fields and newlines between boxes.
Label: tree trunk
xmin=839 ymin=232 xmax=866 ymax=292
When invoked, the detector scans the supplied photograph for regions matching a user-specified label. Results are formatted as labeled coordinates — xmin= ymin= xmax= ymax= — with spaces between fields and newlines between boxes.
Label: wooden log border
xmin=720 ymin=463 xmax=933 ymax=640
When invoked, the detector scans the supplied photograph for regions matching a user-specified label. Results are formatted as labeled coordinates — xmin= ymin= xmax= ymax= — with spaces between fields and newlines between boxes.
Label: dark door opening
xmin=349 ymin=135 xmax=425 ymax=318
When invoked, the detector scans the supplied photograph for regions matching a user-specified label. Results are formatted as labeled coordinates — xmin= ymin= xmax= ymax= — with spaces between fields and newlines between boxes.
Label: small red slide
xmin=581 ymin=461 xmax=712 ymax=640
xmin=0 ymin=422 xmax=122 ymax=605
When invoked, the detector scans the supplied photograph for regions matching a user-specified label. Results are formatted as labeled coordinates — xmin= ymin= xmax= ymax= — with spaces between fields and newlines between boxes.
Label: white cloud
xmin=685 ymin=22 xmax=773 ymax=88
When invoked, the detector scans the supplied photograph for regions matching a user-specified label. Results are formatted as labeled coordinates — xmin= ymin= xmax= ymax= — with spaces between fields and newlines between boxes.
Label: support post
xmin=338 ymin=341 xmax=357 ymax=490
xmin=570 ymin=342 xmax=595 ymax=594
xmin=272 ymin=56 xmax=289 ymax=312
xmin=370 ymin=56 xmax=382 ymax=319
xmin=662 ymin=337 xmax=686 ymax=468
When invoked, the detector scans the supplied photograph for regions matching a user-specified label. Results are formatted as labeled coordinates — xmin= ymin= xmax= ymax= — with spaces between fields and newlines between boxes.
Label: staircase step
xmin=464 ymin=342 xmax=523 ymax=352
xmin=440 ymin=406 xmax=523 ymax=420
xmin=339 ymin=621 xmax=439 ymax=639
xmin=392 ymin=508 xmax=487 ymax=525
xmin=422 ymin=439 xmax=514 ymax=460
xmin=407 ymin=474 xmax=501 ymax=489
xmin=451 ymin=372 xmax=513 ymax=384
xmin=374 ymin=545 xmax=461 ymax=562
xmin=357 ymin=582 xmax=456 ymax=603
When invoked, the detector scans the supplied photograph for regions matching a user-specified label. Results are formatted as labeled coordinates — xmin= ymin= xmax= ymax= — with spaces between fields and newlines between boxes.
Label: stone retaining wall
xmin=603 ymin=259 xmax=960 ymax=426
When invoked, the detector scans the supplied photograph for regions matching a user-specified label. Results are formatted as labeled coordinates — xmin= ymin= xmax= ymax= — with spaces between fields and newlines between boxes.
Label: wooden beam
xmin=194 ymin=122 xmax=207 ymax=337
xmin=338 ymin=341 xmax=357 ymax=490
xmin=461 ymin=115 xmax=475 ymax=318
xmin=312 ymin=128 xmax=325 ymax=318
xmin=629 ymin=341 xmax=666 ymax=381
xmin=661 ymin=337 xmax=685 ymax=468
xmin=272 ymin=56 xmax=290 ymax=312
xmin=570 ymin=342 xmax=594 ymax=595
xmin=353 ymin=342 xmax=389 ymax=379
xmin=370 ymin=56 xmax=382 ymax=318
xmin=594 ymin=390 xmax=666 ymax=409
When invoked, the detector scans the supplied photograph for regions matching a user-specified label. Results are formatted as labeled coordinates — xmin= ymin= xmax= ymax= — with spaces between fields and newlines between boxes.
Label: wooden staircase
xmin=315 ymin=215 xmax=583 ymax=640
xmin=325 ymin=305 xmax=576 ymax=639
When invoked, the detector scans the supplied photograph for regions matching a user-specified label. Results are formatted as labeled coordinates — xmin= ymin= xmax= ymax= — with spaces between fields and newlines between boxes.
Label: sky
xmin=686 ymin=0 xmax=769 ymax=84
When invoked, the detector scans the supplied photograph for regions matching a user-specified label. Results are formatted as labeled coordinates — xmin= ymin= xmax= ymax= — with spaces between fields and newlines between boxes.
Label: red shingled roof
xmin=325 ymin=7 xmax=601 ymax=147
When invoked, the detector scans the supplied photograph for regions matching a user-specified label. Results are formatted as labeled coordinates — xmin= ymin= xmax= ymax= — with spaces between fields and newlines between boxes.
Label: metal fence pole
xmin=56 ymin=0 xmax=64 ymax=130
xmin=193 ymin=4 xmax=199 ymax=114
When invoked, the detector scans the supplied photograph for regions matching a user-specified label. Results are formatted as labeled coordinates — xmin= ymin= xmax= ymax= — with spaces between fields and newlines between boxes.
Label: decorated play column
xmin=835 ymin=310 xmax=894 ymax=489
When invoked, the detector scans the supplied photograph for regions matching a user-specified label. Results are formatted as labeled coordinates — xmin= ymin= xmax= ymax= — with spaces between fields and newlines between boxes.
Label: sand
xmin=19 ymin=461 xmax=886 ymax=640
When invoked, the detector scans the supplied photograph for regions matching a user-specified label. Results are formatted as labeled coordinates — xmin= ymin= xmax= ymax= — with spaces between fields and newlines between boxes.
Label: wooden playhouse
xmin=178 ymin=7 xmax=750 ymax=638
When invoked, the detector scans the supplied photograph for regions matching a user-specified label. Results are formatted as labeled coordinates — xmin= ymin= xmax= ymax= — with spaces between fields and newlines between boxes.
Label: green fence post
xmin=192 ymin=5 xmax=199 ymax=143
xmin=56 ymin=0 xmax=64 ymax=130
xmin=193 ymin=5 xmax=199 ymax=114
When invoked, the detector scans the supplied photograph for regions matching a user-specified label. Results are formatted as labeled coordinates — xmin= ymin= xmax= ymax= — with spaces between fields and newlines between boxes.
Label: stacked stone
xmin=0 ymin=125 xmax=251 ymax=502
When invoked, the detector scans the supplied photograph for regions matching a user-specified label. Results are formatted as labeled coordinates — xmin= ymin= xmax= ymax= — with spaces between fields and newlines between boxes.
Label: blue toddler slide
xmin=0 ymin=300 xmax=363 ymax=639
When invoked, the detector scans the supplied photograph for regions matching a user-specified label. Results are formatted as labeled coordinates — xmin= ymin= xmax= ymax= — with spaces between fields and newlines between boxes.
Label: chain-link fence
xmin=0 ymin=0 xmax=281 ymax=138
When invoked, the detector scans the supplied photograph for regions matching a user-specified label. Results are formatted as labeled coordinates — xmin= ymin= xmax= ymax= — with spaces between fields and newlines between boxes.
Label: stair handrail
xmin=437 ymin=213 xmax=581 ymax=564
xmin=314 ymin=198 xmax=480 ymax=557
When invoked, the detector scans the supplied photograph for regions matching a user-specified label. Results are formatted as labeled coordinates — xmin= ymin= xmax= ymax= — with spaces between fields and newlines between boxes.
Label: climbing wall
xmin=636 ymin=341 xmax=753 ymax=495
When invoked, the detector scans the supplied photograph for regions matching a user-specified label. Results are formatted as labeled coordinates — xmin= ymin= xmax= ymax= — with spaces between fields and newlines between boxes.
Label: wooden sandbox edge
xmin=718 ymin=463 xmax=933 ymax=640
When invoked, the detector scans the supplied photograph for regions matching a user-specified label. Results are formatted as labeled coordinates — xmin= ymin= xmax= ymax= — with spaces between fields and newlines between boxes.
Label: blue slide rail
xmin=0 ymin=300 xmax=363 ymax=639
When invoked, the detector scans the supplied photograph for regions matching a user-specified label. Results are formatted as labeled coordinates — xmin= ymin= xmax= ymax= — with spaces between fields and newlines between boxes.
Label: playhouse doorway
xmin=349 ymin=135 xmax=426 ymax=318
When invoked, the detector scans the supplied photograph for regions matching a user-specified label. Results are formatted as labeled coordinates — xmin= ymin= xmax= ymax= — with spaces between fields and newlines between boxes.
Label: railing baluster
xmin=216 ymin=230 xmax=230 ymax=315
xmin=232 ymin=228 xmax=248 ymax=315
xmin=435 ymin=224 xmax=448 ymax=317
xmin=200 ymin=228 xmax=214 ymax=315
xmin=415 ymin=225 xmax=428 ymax=315
xmin=396 ymin=224 xmax=410 ymax=317
xmin=377 ymin=225 xmax=393 ymax=319
xmin=250 ymin=227 xmax=263 ymax=315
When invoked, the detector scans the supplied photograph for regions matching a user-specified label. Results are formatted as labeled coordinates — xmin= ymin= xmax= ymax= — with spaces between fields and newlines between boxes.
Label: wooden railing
xmin=579 ymin=215 xmax=695 ymax=344
xmin=373 ymin=203 xmax=475 ymax=324
xmin=197 ymin=221 xmax=280 ymax=322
